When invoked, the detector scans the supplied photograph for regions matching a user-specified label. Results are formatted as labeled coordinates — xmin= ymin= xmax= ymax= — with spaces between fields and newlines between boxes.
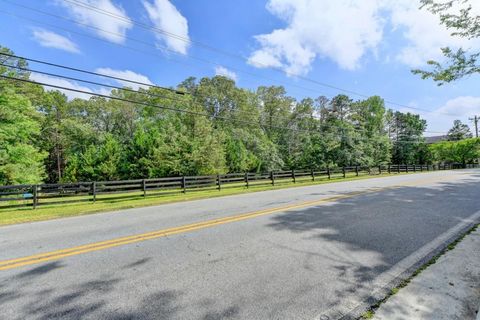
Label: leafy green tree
xmin=447 ymin=119 xmax=472 ymax=140
xmin=0 ymin=46 xmax=29 ymax=79
xmin=351 ymin=96 xmax=392 ymax=165
xmin=121 ymin=123 xmax=168 ymax=178
xmin=388 ymin=111 xmax=428 ymax=164
xmin=0 ymin=44 xmax=450 ymax=185
xmin=63 ymin=134 xmax=122 ymax=181
xmin=429 ymin=138 xmax=480 ymax=165
xmin=413 ymin=0 xmax=480 ymax=84
xmin=284 ymin=98 xmax=318 ymax=168
xmin=172 ymin=107 xmax=227 ymax=175
xmin=257 ymin=85 xmax=294 ymax=145
xmin=0 ymin=86 xmax=46 ymax=184
xmin=37 ymin=91 xmax=70 ymax=182
xmin=318 ymin=95 xmax=362 ymax=167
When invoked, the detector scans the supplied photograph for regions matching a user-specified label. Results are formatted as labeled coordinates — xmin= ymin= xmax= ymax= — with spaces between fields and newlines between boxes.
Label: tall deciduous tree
xmin=0 ymin=44 xmax=441 ymax=184
xmin=430 ymin=138 xmax=480 ymax=165
xmin=0 ymin=86 xmax=46 ymax=184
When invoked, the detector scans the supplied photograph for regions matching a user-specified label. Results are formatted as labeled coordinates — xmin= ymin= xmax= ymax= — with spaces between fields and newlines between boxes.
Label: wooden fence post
xmin=217 ymin=174 xmax=221 ymax=191
xmin=182 ymin=176 xmax=186 ymax=193
xmin=292 ymin=169 xmax=296 ymax=183
xmin=388 ymin=164 xmax=391 ymax=174
xmin=245 ymin=172 xmax=249 ymax=188
xmin=311 ymin=169 xmax=315 ymax=181
xmin=406 ymin=165 xmax=409 ymax=173
xmin=413 ymin=165 xmax=416 ymax=172
xmin=398 ymin=165 xmax=400 ymax=174
xmin=33 ymin=185 xmax=38 ymax=209
xmin=355 ymin=165 xmax=359 ymax=176
xmin=378 ymin=165 xmax=382 ymax=175
xmin=270 ymin=171 xmax=275 ymax=186
xmin=327 ymin=167 xmax=331 ymax=180
xmin=92 ymin=182 xmax=96 ymax=203
xmin=142 ymin=179 xmax=146 ymax=197
xmin=342 ymin=167 xmax=346 ymax=178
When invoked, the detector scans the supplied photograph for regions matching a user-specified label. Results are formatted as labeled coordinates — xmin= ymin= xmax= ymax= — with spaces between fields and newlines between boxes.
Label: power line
xmin=0 ymin=52 xmax=429 ymax=134
xmin=0 ymin=52 xmax=186 ymax=95
xmin=2 ymin=63 xmax=187 ymax=102
xmin=0 ymin=73 xmax=319 ymax=134
xmin=55 ymin=0 xmax=403 ymax=98
xmin=0 ymin=59 xmax=447 ymax=135
xmin=0 ymin=74 xmax=434 ymax=144
xmin=0 ymin=52 xmax=317 ymax=126
xmin=49 ymin=0 xmax=463 ymax=116
xmin=0 ymin=3 xmax=329 ymax=99
xmin=0 ymin=0 xmax=464 ymax=118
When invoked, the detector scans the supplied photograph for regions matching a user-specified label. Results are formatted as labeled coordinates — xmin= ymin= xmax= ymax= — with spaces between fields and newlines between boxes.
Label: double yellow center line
xmin=1 ymin=176 xmax=448 ymax=271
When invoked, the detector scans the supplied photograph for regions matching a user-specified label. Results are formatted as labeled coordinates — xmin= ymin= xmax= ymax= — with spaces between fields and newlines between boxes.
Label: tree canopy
xmin=429 ymin=138 xmax=480 ymax=164
xmin=2 ymin=45 xmax=474 ymax=185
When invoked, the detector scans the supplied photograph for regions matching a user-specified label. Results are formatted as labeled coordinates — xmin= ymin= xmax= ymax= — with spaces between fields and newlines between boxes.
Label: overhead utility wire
xmin=0 ymin=51 xmax=449 ymax=135
xmin=0 ymin=74 xmax=434 ymax=143
xmin=0 ymin=60 xmax=447 ymax=135
xmin=0 ymin=53 xmax=185 ymax=96
xmin=57 ymin=0 xmax=458 ymax=115
xmin=0 ymin=74 xmax=324 ymax=134
xmin=0 ymin=52 xmax=326 ymax=126
xmin=0 ymin=1 xmax=462 ymax=118
xmin=0 ymin=3 xmax=328 ymax=99
xmin=2 ymin=64 xmax=188 ymax=103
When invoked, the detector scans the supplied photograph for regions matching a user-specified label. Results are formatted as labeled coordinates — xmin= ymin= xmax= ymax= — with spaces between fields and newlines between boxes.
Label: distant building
xmin=425 ymin=135 xmax=447 ymax=144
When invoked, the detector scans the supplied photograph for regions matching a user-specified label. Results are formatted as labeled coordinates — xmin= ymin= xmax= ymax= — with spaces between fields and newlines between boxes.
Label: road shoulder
xmin=371 ymin=226 xmax=480 ymax=320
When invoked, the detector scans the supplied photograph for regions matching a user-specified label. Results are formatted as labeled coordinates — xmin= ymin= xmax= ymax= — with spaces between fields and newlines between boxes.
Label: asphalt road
xmin=1 ymin=170 xmax=479 ymax=320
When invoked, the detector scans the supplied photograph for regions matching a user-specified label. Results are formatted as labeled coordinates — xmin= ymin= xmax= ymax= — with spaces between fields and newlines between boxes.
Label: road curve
xmin=1 ymin=169 xmax=479 ymax=319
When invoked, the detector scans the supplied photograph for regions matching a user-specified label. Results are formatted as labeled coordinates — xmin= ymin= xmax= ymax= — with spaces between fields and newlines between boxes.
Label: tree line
xmin=1 ymin=46 xmax=478 ymax=185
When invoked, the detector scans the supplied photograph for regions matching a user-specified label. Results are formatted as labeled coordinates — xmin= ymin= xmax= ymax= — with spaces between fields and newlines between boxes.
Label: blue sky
xmin=1 ymin=0 xmax=479 ymax=135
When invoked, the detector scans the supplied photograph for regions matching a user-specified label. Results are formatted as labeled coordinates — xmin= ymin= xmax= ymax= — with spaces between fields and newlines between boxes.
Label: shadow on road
xmin=1 ymin=174 xmax=479 ymax=319
xmin=0 ymin=257 xmax=240 ymax=319
xmin=266 ymin=176 xmax=480 ymax=317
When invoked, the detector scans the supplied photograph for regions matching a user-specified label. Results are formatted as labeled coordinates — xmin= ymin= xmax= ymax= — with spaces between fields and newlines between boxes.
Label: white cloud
xmin=32 ymin=29 xmax=80 ymax=53
xmin=30 ymin=73 xmax=96 ymax=100
xmin=405 ymin=96 xmax=480 ymax=136
xmin=95 ymin=68 xmax=154 ymax=90
xmin=57 ymin=0 xmax=132 ymax=44
xmin=142 ymin=0 xmax=190 ymax=55
xmin=388 ymin=0 xmax=480 ymax=67
xmin=214 ymin=66 xmax=238 ymax=81
xmin=31 ymin=68 xmax=153 ymax=100
xmin=248 ymin=0 xmax=480 ymax=74
xmin=248 ymin=0 xmax=385 ymax=75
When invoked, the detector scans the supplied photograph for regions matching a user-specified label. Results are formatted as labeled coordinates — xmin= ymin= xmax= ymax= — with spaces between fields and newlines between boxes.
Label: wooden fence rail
xmin=0 ymin=163 xmax=477 ymax=209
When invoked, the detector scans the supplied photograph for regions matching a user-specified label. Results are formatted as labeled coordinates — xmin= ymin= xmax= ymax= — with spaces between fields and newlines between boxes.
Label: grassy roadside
xmin=360 ymin=223 xmax=480 ymax=319
xmin=0 ymin=171 xmax=426 ymax=226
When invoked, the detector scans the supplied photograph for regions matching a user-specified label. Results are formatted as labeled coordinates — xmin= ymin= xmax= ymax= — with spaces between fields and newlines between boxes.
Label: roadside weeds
xmin=360 ymin=223 xmax=480 ymax=319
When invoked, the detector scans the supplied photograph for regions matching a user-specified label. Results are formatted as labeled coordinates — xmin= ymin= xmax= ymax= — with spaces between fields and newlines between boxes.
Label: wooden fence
xmin=0 ymin=163 xmax=476 ymax=209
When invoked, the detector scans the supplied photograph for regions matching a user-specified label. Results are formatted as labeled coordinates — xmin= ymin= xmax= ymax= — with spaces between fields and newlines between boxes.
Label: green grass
xmin=362 ymin=310 xmax=375 ymax=319
xmin=0 ymin=171 xmax=421 ymax=226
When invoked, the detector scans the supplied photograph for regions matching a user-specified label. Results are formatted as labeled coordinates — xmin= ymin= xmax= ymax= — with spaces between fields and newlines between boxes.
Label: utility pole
xmin=469 ymin=115 xmax=479 ymax=138
xmin=471 ymin=115 xmax=480 ymax=167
